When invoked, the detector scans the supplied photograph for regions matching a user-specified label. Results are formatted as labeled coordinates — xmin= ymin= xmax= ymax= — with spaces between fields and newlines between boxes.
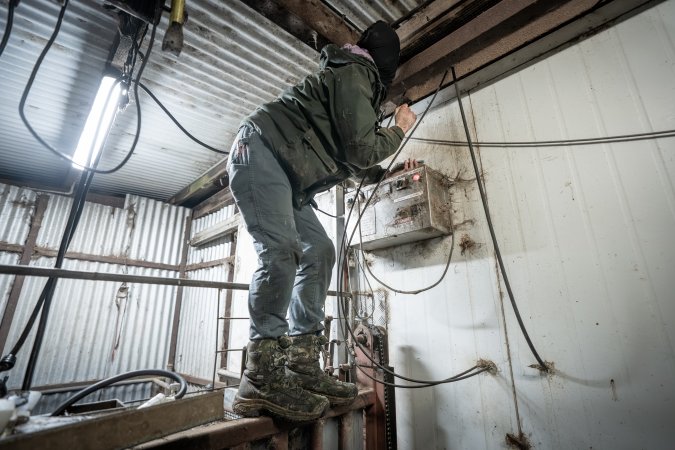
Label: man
xmin=228 ymin=21 xmax=417 ymax=421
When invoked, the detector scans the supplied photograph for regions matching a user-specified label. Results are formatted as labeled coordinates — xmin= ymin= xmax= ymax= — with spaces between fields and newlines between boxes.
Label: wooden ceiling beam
xmin=273 ymin=0 xmax=360 ymax=46
xmin=388 ymin=0 xmax=659 ymax=106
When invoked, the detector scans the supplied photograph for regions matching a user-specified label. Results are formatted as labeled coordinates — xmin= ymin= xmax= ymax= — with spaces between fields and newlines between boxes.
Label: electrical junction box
xmin=346 ymin=165 xmax=453 ymax=251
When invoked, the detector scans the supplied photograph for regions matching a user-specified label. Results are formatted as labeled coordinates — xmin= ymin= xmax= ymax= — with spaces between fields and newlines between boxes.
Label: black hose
xmin=450 ymin=66 xmax=548 ymax=371
xmin=138 ymin=82 xmax=228 ymax=155
xmin=0 ymin=0 xmax=18 ymax=58
xmin=18 ymin=0 xmax=160 ymax=174
xmin=21 ymin=169 xmax=95 ymax=389
xmin=51 ymin=369 xmax=188 ymax=416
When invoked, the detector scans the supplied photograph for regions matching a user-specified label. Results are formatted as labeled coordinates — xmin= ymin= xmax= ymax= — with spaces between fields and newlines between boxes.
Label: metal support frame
xmin=0 ymin=264 xmax=348 ymax=298
xmin=354 ymin=324 xmax=397 ymax=450
xmin=0 ymin=194 xmax=49 ymax=352
xmin=167 ymin=214 xmax=192 ymax=371
xmin=220 ymin=232 xmax=238 ymax=372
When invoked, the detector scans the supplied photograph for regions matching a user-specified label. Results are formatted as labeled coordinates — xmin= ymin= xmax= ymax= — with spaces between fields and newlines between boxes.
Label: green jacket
xmin=244 ymin=44 xmax=405 ymax=207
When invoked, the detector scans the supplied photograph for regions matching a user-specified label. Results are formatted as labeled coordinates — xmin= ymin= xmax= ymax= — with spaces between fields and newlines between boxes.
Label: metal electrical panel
xmin=346 ymin=165 xmax=452 ymax=251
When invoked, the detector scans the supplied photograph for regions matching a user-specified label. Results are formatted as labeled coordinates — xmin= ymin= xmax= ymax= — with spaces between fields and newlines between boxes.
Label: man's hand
xmin=394 ymin=104 xmax=417 ymax=134
xmin=386 ymin=158 xmax=419 ymax=178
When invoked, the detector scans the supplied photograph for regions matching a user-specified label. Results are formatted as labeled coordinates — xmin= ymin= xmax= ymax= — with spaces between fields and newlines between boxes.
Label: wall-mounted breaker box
xmin=345 ymin=165 xmax=452 ymax=251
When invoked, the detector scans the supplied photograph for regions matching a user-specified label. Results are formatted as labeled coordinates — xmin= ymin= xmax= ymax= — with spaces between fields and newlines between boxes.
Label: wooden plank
xmin=190 ymin=214 xmax=241 ymax=247
xmin=137 ymin=389 xmax=375 ymax=449
xmin=0 ymin=391 xmax=224 ymax=450
xmin=169 ymin=160 xmax=228 ymax=207
xmin=192 ymin=187 xmax=235 ymax=219
xmin=396 ymin=0 xmax=465 ymax=48
xmin=273 ymin=0 xmax=359 ymax=46
xmin=388 ymin=0 xmax=654 ymax=106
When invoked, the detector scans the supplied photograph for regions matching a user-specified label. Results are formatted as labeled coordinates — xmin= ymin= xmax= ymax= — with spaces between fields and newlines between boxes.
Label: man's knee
xmin=305 ymin=236 xmax=335 ymax=267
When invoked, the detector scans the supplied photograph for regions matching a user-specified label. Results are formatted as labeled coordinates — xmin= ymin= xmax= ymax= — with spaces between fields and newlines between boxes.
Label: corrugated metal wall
xmin=358 ymin=2 xmax=675 ymax=449
xmin=0 ymin=184 xmax=190 ymax=400
xmin=174 ymin=204 xmax=236 ymax=380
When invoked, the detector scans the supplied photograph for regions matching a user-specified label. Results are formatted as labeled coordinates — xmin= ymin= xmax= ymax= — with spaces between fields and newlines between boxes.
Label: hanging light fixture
xmin=71 ymin=74 xmax=125 ymax=169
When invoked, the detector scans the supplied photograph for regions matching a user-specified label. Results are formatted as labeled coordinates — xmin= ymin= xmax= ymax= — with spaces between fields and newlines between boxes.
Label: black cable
xmin=334 ymin=72 xmax=487 ymax=386
xmin=18 ymin=0 xmax=160 ymax=174
xmin=451 ymin=66 xmax=548 ymax=371
xmin=409 ymin=129 xmax=675 ymax=148
xmin=0 ymin=79 xmax=122 ymax=380
xmin=0 ymin=0 xmax=18 ymax=58
xmin=21 ymin=169 xmax=96 ymax=389
xmin=356 ymin=198 xmax=456 ymax=294
xmin=138 ymin=82 xmax=229 ymax=155
xmin=51 ymin=369 xmax=188 ymax=416
xmin=312 ymin=204 xmax=338 ymax=218
xmin=355 ymin=364 xmax=489 ymax=388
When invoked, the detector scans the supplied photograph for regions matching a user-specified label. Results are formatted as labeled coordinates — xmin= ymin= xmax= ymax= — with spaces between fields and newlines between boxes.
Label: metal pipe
xmin=0 ymin=264 xmax=350 ymax=298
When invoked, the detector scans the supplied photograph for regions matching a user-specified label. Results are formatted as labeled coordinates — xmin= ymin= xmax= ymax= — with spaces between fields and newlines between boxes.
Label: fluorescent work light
xmin=72 ymin=75 xmax=123 ymax=169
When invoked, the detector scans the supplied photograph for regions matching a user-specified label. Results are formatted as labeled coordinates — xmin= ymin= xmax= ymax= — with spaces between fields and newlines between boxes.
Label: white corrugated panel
xmin=1 ymin=188 xmax=188 ymax=391
xmin=174 ymin=205 xmax=235 ymax=380
xmin=126 ymin=195 xmax=189 ymax=265
xmin=0 ymin=184 xmax=36 ymax=246
xmin=175 ymin=266 xmax=228 ymax=381
xmin=358 ymin=2 xmax=675 ymax=449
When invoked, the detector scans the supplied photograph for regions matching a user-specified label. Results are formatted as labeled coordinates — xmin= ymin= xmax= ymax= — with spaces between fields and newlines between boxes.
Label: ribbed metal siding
xmin=0 ymin=188 xmax=189 ymax=392
xmin=363 ymin=3 xmax=675 ymax=449
xmin=1 ymin=1 xmax=425 ymax=201
xmin=0 ymin=184 xmax=36 ymax=246
xmin=0 ymin=0 xmax=117 ymax=187
xmin=0 ymin=0 xmax=320 ymax=200
xmin=175 ymin=205 xmax=235 ymax=380
xmin=324 ymin=0 xmax=424 ymax=31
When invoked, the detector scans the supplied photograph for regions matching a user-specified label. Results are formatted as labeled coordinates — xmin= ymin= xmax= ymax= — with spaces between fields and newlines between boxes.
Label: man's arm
xmin=329 ymin=64 xmax=416 ymax=169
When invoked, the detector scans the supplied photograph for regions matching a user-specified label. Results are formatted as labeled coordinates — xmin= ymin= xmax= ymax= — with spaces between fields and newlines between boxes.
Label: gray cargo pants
xmin=227 ymin=125 xmax=336 ymax=340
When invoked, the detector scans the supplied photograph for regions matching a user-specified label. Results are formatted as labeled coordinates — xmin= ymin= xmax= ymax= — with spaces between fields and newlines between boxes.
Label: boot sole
xmin=315 ymin=392 xmax=357 ymax=407
xmin=232 ymin=395 xmax=328 ymax=422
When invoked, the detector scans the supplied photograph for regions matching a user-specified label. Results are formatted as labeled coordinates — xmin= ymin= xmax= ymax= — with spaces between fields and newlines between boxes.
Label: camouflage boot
xmin=286 ymin=334 xmax=358 ymax=406
xmin=233 ymin=336 xmax=329 ymax=421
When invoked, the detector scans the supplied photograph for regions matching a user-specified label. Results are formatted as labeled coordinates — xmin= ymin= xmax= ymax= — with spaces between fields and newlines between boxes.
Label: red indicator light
xmin=412 ymin=173 xmax=421 ymax=182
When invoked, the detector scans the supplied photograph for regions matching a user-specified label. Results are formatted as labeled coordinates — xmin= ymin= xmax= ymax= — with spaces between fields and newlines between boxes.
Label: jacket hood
xmin=319 ymin=45 xmax=386 ymax=103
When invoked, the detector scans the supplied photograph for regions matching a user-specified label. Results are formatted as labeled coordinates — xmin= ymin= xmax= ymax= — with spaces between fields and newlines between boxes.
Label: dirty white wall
xmin=359 ymin=2 xmax=675 ymax=449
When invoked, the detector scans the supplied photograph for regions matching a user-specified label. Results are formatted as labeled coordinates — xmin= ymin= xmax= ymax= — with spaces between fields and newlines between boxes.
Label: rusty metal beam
xmin=177 ymin=372 xmax=228 ymax=389
xmin=185 ymin=256 xmax=235 ymax=273
xmin=167 ymin=215 xmax=192 ymax=371
xmin=0 ymin=241 xmax=181 ymax=272
xmin=220 ymin=234 xmax=238 ymax=372
xmin=0 ymin=195 xmax=48 ymax=352
xmin=389 ymin=0 xmax=658 ymax=106
xmin=0 ymin=391 xmax=224 ymax=450
xmin=0 ymin=264 xmax=349 ymax=297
